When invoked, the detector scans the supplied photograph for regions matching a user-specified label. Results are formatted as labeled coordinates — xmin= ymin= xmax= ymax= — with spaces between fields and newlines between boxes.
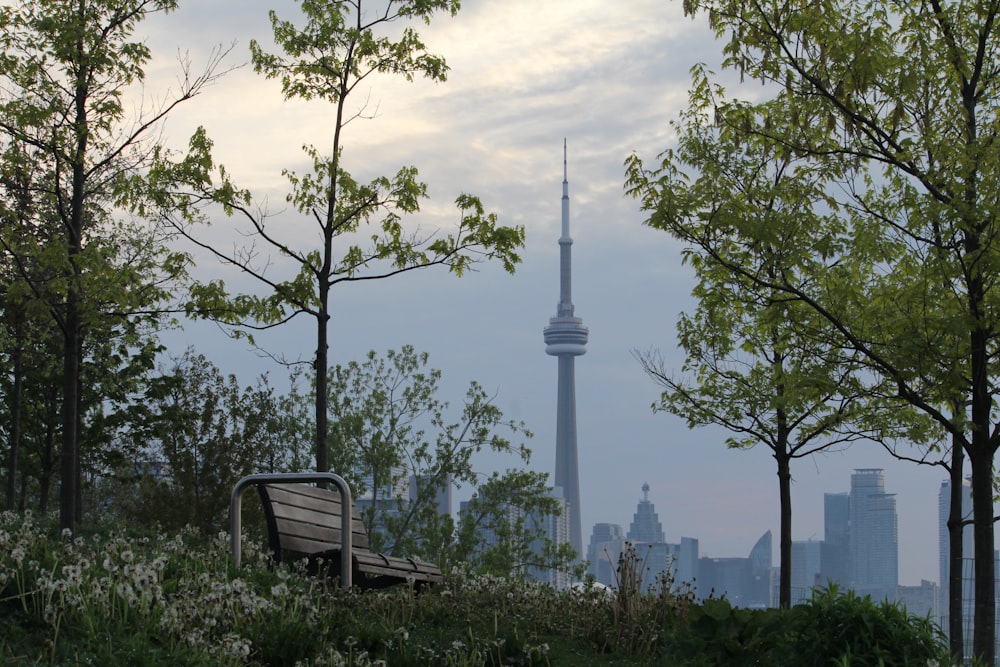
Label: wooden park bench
xmin=230 ymin=472 xmax=442 ymax=590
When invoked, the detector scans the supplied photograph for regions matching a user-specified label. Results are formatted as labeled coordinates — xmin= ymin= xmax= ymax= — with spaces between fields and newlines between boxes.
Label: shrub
xmin=663 ymin=584 xmax=951 ymax=666
xmin=775 ymin=585 xmax=950 ymax=666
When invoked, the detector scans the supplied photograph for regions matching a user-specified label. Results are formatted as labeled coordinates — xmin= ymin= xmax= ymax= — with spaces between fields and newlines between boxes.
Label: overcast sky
xmin=142 ymin=0 xmax=958 ymax=585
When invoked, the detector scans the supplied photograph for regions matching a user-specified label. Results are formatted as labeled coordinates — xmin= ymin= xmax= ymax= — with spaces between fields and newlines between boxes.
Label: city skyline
xmin=147 ymin=0 xmax=973 ymax=586
xmin=585 ymin=470 xmax=926 ymax=589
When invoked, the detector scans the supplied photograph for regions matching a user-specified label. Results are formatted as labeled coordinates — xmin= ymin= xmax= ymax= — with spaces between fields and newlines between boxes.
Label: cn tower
xmin=543 ymin=140 xmax=588 ymax=559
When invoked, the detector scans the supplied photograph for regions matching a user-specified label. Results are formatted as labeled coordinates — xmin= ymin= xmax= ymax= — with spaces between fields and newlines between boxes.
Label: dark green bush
xmin=662 ymin=585 xmax=951 ymax=666
xmin=776 ymin=585 xmax=949 ymax=667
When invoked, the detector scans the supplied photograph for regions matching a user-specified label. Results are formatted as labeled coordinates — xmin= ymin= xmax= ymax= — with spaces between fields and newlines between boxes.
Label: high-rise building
xmin=849 ymin=469 xmax=898 ymax=599
xmin=526 ymin=487 xmax=572 ymax=590
xmin=409 ymin=473 xmax=452 ymax=517
xmin=543 ymin=140 xmax=588 ymax=560
xmin=791 ymin=539 xmax=822 ymax=604
xmin=747 ymin=530 xmax=774 ymax=608
xmin=587 ymin=522 xmax=624 ymax=587
xmin=698 ymin=531 xmax=772 ymax=608
xmin=458 ymin=487 xmax=571 ymax=589
xmin=627 ymin=482 xmax=665 ymax=544
xmin=820 ymin=492 xmax=850 ymax=587
xmin=672 ymin=537 xmax=700 ymax=592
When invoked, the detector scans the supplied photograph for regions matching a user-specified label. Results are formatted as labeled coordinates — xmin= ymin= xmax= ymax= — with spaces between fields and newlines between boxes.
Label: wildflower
xmin=61 ymin=528 xmax=72 ymax=539
xmin=62 ymin=564 xmax=82 ymax=585
xmin=116 ymin=581 xmax=136 ymax=604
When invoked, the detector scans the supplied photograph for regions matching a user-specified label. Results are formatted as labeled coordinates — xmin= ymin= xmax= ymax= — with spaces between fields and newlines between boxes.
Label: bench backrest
xmin=258 ymin=482 xmax=370 ymax=560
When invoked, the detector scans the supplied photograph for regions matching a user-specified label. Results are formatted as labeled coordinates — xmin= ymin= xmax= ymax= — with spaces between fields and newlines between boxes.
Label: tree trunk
xmin=776 ymin=452 xmax=792 ymax=609
xmin=60 ymin=296 xmax=81 ymax=531
xmin=5 ymin=333 xmax=22 ymax=511
xmin=59 ymin=0 xmax=89 ymax=533
xmin=315 ymin=294 xmax=330 ymax=473
xmin=40 ymin=417 xmax=55 ymax=513
xmin=969 ymin=446 xmax=995 ymax=665
xmin=947 ymin=436 xmax=965 ymax=662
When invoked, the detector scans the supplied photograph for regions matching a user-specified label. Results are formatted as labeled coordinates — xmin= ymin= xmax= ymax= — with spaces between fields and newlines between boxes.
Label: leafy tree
xmin=110 ymin=349 xmax=287 ymax=532
xmin=0 ymin=0 xmax=231 ymax=531
xmin=162 ymin=0 xmax=525 ymax=475
xmin=628 ymin=2 xmax=1000 ymax=661
xmin=322 ymin=345 xmax=533 ymax=563
xmin=452 ymin=469 xmax=581 ymax=582
xmin=631 ymin=82 xmax=878 ymax=609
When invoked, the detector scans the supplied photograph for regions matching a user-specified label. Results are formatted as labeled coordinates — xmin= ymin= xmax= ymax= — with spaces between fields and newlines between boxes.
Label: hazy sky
xmin=143 ymin=0 xmax=958 ymax=585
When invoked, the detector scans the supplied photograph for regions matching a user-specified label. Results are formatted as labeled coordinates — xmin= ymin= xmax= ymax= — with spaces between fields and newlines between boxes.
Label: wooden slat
xmin=269 ymin=504 xmax=367 ymax=543
xmin=264 ymin=484 xmax=369 ymax=549
xmin=354 ymin=552 xmax=443 ymax=581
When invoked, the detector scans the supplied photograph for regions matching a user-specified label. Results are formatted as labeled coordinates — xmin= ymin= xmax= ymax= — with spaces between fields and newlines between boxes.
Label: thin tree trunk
xmin=60 ymin=298 xmax=81 ymax=530
xmin=776 ymin=451 xmax=792 ymax=610
xmin=315 ymin=296 xmax=329 ymax=473
xmin=970 ymin=447 xmax=995 ymax=665
xmin=947 ymin=434 xmax=965 ymax=662
xmin=5 ymin=333 xmax=22 ymax=511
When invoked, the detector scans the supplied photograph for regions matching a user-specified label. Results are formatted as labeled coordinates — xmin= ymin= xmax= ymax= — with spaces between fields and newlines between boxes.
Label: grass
xmin=0 ymin=511 xmax=956 ymax=666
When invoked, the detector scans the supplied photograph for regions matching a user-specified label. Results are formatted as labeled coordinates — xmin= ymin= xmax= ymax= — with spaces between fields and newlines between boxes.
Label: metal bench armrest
xmin=230 ymin=472 xmax=354 ymax=589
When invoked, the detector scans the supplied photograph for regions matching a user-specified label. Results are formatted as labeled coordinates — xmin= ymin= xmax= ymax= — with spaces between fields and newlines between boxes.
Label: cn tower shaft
xmin=543 ymin=141 xmax=588 ymax=560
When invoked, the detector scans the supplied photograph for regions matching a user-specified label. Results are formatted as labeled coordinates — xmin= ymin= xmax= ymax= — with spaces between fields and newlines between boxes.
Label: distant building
xmin=791 ymin=539 xmax=822 ymax=605
xmin=409 ymin=473 xmax=452 ymax=517
xmin=460 ymin=486 xmax=572 ymax=590
xmin=672 ymin=536 xmax=700 ymax=592
xmin=525 ymin=487 xmax=572 ymax=590
xmin=849 ymin=469 xmax=898 ymax=600
xmin=698 ymin=531 xmax=772 ymax=608
xmin=820 ymin=492 xmax=850 ymax=588
xmin=897 ymin=580 xmax=939 ymax=620
xmin=587 ymin=523 xmax=624 ymax=587
xmin=627 ymin=482 xmax=665 ymax=543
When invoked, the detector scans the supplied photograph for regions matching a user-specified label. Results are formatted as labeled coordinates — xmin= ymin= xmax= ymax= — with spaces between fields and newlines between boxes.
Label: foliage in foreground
xmin=0 ymin=512 xmax=953 ymax=666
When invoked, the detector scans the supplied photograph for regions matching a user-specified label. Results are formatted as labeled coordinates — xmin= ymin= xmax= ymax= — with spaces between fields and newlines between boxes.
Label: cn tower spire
xmin=544 ymin=140 xmax=588 ymax=562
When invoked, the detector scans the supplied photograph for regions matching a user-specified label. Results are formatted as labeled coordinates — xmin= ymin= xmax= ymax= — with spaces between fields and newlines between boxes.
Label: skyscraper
xmin=544 ymin=140 xmax=588 ymax=559
xmin=821 ymin=492 xmax=850 ymax=587
xmin=627 ymin=482 xmax=665 ymax=544
xmin=587 ymin=523 xmax=624 ymax=586
xmin=849 ymin=468 xmax=898 ymax=599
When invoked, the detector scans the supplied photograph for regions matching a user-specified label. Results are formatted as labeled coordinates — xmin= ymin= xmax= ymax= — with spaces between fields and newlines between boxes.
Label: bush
xmin=776 ymin=585 xmax=949 ymax=667
xmin=663 ymin=585 xmax=951 ymax=666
